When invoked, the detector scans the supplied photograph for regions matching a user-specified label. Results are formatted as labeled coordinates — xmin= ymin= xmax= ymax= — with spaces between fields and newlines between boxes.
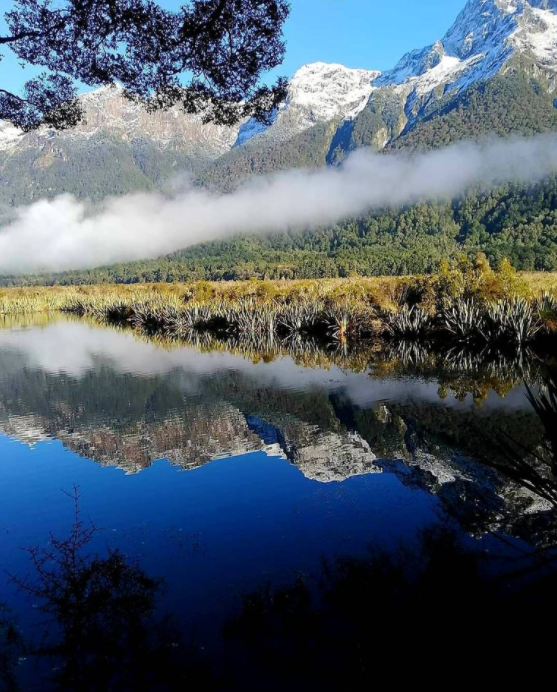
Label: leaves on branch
xmin=1 ymin=0 xmax=290 ymax=129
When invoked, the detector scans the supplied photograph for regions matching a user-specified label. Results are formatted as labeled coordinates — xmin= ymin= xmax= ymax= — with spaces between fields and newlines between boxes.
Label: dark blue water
xmin=0 ymin=317 xmax=548 ymax=688
xmin=0 ymin=437 xmax=436 ymax=632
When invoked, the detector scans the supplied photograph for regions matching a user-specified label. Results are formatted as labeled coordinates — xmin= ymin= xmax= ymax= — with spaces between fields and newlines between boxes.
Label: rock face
xmin=236 ymin=62 xmax=380 ymax=146
xmin=0 ymin=84 xmax=241 ymax=159
xmin=364 ymin=0 xmax=557 ymax=141
xmin=2 ymin=0 xmax=557 ymax=203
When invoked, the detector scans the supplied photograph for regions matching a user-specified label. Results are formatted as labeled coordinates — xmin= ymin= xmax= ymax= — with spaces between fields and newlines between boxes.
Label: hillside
xmin=3 ymin=0 xmax=557 ymax=282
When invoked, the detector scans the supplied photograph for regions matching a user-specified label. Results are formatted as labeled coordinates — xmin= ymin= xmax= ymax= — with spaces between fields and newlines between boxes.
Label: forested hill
xmin=4 ymin=172 xmax=557 ymax=286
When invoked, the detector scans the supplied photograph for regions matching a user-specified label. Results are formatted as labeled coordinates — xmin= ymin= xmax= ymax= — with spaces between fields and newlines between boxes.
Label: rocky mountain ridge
xmin=3 ymin=0 xmax=557 ymax=206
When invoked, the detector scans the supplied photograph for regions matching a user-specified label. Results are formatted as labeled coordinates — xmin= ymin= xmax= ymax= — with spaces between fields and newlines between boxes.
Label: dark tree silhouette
xmin=10 ymin=487 xmax=208 ymax=690
xmin=0 ymin=0 xmax=289 ymax=130
xmin=0 ymin=604 xmax=23 ymax=692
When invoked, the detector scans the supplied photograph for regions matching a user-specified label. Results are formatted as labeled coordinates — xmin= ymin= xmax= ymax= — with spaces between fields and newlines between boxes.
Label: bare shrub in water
xmin=131 ymin=303 xmax=218 ymax=335
xmin=94 ymin=301 xmax=134 ymax=322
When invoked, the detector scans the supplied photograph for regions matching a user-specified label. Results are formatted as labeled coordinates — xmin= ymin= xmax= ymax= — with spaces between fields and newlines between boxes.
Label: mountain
xmin=200 ymin=62 xmax=380 ymax=191
xmin=0 ymin=62 xmax=379 ymax=207
xmin=0 ymin=84 xmax=241 ymax=208
xmin=3 ymin=0 xmax=557 ymax=280
xmin=206 ymin=0 xmax=557 ymax=184
xmin=237 ymin=62 xmax=380 ymax=145
xmin=7 ymin=1 xmax=557 ymax=202
xmin=340 ymin=0 xmax=557 ymax=154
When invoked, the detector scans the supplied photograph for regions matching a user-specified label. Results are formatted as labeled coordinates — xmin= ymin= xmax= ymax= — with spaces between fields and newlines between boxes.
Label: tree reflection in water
xmin=0 ymin=604 xmax=23 ymax=692
xmin=4 ymin=497 xmax=557 ymax=690
xmin=223 ymin=522 xmax=557 ymax=688
xmin=487 ymin=370 xmax=557 ymax=509
xmin=8 ymin=487 xmax=209 ymax=691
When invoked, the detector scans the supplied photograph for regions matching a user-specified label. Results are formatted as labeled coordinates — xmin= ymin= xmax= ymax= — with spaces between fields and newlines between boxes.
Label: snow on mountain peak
xmin=287 ymin=62 xmax=380 ymax=123
xmin=373 ymin=0 xmax=557 ymax=119
xmin=236 ymin=62 xmax=380 ymax=146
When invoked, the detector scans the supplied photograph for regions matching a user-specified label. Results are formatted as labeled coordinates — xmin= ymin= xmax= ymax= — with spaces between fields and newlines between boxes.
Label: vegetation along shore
xmin=1 ymin=256 xmax=557 ymax=356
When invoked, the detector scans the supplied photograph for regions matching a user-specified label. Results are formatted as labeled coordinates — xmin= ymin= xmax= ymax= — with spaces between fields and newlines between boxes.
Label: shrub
xmin=385 ymin=306 xmax=432 ymax=338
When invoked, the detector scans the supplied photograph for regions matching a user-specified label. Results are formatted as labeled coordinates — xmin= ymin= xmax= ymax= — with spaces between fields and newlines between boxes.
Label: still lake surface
xmin=0 ymin=316 xmax=552 ymax=688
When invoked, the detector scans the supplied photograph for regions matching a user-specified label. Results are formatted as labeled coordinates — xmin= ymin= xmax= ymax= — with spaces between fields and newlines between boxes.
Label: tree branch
xmin=0 ymin=87 xmax=25 ymax=102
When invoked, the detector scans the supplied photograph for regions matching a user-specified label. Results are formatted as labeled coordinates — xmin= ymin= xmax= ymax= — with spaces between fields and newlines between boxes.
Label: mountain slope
xmin=390 ymin=68 xmax=557 ymax=151
xmin=3 ymin=0 xmax=557 ymax=281
xmin=0 ymin=64 xmax=380 ymax=206
xmin=198 ymin=0 xmax=557 ymax=186
xmin=0 ymin=85 xmax=241 ymax=208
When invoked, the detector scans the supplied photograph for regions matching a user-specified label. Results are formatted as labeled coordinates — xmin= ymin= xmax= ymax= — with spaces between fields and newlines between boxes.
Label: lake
xmin=0 ymin=316 xmax=555 ymax=689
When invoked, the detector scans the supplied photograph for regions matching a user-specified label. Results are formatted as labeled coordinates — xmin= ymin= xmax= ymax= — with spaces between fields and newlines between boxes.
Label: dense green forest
xmin=3 ymin=174 xmax=557 ymax=286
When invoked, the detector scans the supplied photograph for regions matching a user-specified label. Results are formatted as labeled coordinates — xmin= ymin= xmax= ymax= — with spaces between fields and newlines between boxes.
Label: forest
xmin=3 ymin=174 xmax=557 ymax=286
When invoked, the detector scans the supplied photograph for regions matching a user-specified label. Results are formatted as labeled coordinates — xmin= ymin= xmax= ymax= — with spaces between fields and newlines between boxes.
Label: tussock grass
xmin=0 ymin=278 xmax=400 ymax=317
xmin=0 ymin=263 xmax=556 ymax=353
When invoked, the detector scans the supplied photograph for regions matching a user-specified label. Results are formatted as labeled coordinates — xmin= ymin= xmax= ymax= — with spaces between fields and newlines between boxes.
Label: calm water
xmin=0 ymin=316 xmax=553 ymax=688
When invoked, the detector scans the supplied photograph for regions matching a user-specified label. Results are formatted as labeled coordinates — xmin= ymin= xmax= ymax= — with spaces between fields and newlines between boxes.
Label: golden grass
xmin=0 ymin=278 xmax=403 ymax=315
xmin=0 ymin=273 xmax=555 ymax=317
xmin=519 ymin=272 xmax=557 ymax=295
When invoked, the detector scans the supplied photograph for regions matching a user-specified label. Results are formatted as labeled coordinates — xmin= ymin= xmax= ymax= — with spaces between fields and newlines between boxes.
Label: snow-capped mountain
xmin=2 ymin=0 xmax=557 ymax=204
xmin=233 ymin=0 xmax=557 ymax=151
xmin=236 ymin=62 xmax=380 ymax=145
xmin=381 ymin=0 xmax=557 ymax=92
xmin=0 ymin=62 xmax=380 ymax=153
xmin=365 ymin=0 xmax=557 ymax=142
xmin=0 ymin=121 xmax=22 ymax=151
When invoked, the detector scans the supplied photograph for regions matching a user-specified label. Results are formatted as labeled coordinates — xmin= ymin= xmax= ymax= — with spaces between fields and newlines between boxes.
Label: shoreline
xmin=0 ymin=265 xmax=556 ymax=357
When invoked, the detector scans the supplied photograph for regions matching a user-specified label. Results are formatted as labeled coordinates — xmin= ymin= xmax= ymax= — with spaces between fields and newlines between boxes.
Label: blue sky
xmin=0 ymin=0 xmax=467 ymax=92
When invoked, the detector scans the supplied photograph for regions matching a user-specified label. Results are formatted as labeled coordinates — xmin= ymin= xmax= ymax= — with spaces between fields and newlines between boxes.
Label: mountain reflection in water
xmin=0 ymin=317 xmax=555 ymax=689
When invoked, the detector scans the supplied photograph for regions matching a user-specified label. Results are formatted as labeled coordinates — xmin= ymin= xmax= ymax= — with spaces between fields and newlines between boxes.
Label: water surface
xmin=0 ymin=317 xmax=551 ymax=688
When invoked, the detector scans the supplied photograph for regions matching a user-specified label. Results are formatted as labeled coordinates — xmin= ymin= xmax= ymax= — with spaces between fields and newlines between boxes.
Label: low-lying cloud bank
xmin=2 ymin=133 xmax=557 ymax=274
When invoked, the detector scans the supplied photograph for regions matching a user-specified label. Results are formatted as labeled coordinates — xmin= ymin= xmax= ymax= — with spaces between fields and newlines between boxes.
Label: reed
xmin=0 ymin=271 xmax=556 ymax=354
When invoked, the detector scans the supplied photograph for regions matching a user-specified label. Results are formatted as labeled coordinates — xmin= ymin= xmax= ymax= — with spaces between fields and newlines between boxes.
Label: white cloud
xmin=1 ymin=133 xmax=557 ymax=273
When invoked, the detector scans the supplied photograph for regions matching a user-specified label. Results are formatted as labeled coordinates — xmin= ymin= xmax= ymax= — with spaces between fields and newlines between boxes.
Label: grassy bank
xmin=0 ymin=277 xmax=401 ymax=322
xmin=1 ymin=258 xmax=557 ymax=353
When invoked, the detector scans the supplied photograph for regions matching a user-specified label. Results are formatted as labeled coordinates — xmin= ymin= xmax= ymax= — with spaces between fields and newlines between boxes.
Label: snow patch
xmin=0 ymin=121 xmax=23 ymax=151
xmin=236 ymin=62 xmax=380 ymax=145
xmin=511 ymin=7 xmax=557 ymax=69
